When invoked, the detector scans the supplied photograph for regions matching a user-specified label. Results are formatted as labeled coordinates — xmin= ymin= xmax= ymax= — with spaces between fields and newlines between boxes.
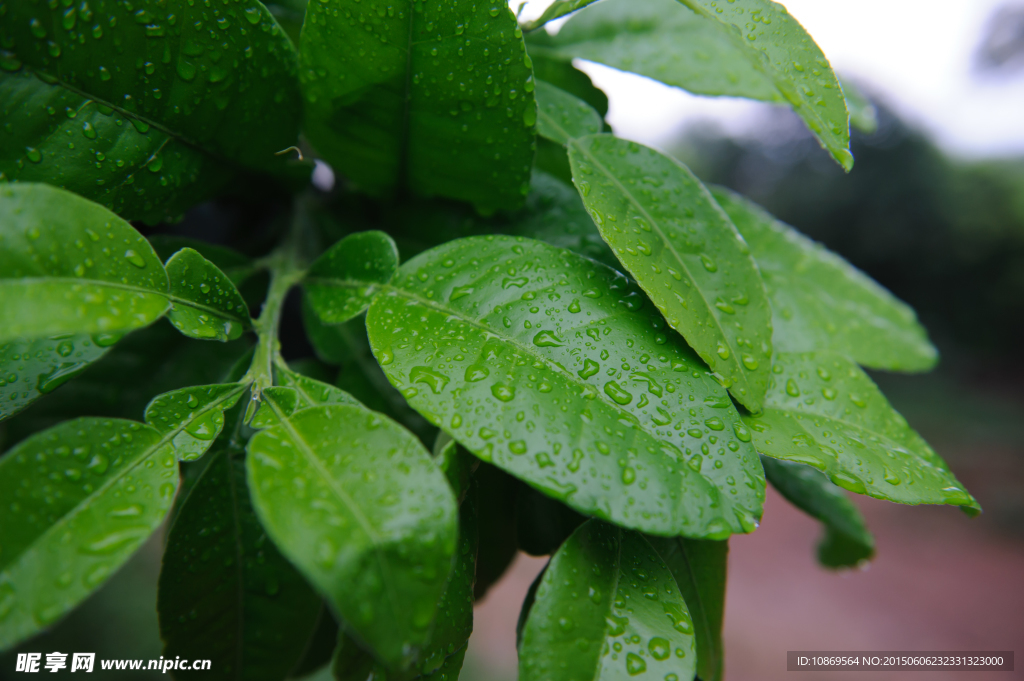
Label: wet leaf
xmin=568 ymin=136 xmax=773 ymax=412
xmin=0 ymin=419 xmax=179 ymax=649
xmin=144 ymin=383 xmax=247 ymax=461
xmin=0 ymin=0 xmax=301 ymax=222
xmin=535 ymin=80 xmax=603 ymax=146
xmin=300 ymin=0 xmax=537 ymax=212
xmin=150 ymin=237 xmax=256 ymax=289
xmin=715 ymin=197 xmax=937 ymax=374
xmin=433 ymin=431 xmax=475 ymax=502
xmin=676 ymin=0 xmax=851 ymax=169
xmin=760 ymin=456 xmax=874 ymax=569
xmin=744 ymin=352 xmax=980 ymax=513
xmin=545 ymin=0 xmax=779 ymax=103
xmin=366 ymin=235 xmax=765 ymax=538
xmin=275 ymin=367 xmax=360 ymax=409
xmin=0 ymin=334 xmax=112 ymax=423
xmin=713 ymin=187 xmax=936 ymax=372
xmin=840 ymin=78 xmax=878 ymax=134
xmin=645 ymin=536 xmax=727 ymax=681
xmin=246 ymin=401 xmax=458 ymax=671
xmin=518 ymin=519 xmax=697 ymax=681
xmin=165 ymin=249 xmax=251 ymax=342
xmin=0 ymin=184 xmax=169 ymax=343
xmin=305 ymin=232 xmax=400 ymax=325
xmin=158 ymin=445 xmax=322 ymax=680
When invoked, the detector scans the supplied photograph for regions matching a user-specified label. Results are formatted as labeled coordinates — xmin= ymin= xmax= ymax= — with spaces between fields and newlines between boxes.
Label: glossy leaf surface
xmin=305 ymin=232 xmax=400 ymax=325
xmin=745 ymin=352 xmax=979 ymax=512
xmin=568 ymin=136 xmax=773 ymax=412
xmin=165 ymin=248 xmax=251 ymax=342
xmin=159 ymin=447 xmax=322 ymax=680
xmin=645 ymin=536 xmax=727 ymax=681
xmin=144 ymin=383 xmax=247 ymax=461
xmin=535 ymin=80 xmax=603 ymax=146
xmin=0 ymin=0 xmax=301 ymax=221
xmin=712 ymin=187 xmax=936 ymax=372
xmin=0 ymin=418 xmax=178 ymax=649
xmin=275 ymin=368 xmax=360 ymax=409
xmin=367 ymin=236 xmax=765 ymax=538
xmin=677 ymin=0 xmax=851 ymax=169
xmin=149 ymin=237 xmax=256 ymax=287
xmin=519 ymin=520 xmax=696 ymax=681
xmin=0 ymin=184 xmax=169 ymax=343
xmin=246 ymin=403 xmax=458 ymax=670
xmin=761 ymin=456 xmax=874 ymax=568
xmin=300 ymin=0 xmax=536 ymax=212
xmin=546 ymin=0 xmax=779 ymax=102
xmin=0 ymin=334 xmax=112 ymax=422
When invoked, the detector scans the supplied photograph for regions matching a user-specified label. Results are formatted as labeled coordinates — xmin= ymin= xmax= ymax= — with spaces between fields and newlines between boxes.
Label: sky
xmin=514 ymin=0 xmax=1024 ymax=159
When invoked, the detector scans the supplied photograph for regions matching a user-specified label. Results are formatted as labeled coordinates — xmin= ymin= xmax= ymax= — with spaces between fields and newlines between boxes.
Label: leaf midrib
xmin=0 ymin=387 xmax=244 ymax=577
xmin=568 ymin=140 xmax=752 ymax=395
xmin=262 ymin=401 xmax=405 ymax=630
xmin=5 ymin=277 xmax=251 ymax=327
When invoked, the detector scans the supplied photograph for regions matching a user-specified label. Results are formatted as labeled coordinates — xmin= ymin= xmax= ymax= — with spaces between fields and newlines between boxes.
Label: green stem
xmin=241 ymin=205 xmax=311 ymax=420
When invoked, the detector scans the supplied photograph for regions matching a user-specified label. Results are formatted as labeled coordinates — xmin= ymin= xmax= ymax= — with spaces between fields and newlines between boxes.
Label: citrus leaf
xmin=432 ymin=431 xmax=475 ymax=502
xmin=275 ymin=367 xmax=360 ymax=409
xmin=529 ymin=51 xmax=609 ymax=118
xmin=0 ymin=418 xmax=179 ymax=649
xmin=305 ymin=232 xmax=400 ymax=325
xmin=645 ymin=536 xmax=727 ymax=681
xmin=568 ymin=135 xmax=773 ymax=412
xmin=0 ymin=0 xmax=302 ymax=222
xmin=712 ymin=187 xmax=936 ymax=372
xmin=522 ymin=0 xmax=604 ymax=31
xmin=536 ymin=80 xmax=603 ymax=146
xmin=246 ymin=403 xmax=459 ymax=671
xmin=143 ymin=383 xmax=247 ymax=462
xmin=165 ymin=248 xmax=251 ymax=342
xmin=0 ymin=184 xmax=169 ymax=343
xmin=299 ymin=0 xmax=536 ymax=212
xmin=760 ymin=455 xmax=874 ymax=569
xmin=158 ymin=446 xmax=322 ymax=680
xmin=366 ymin=235 xmax=765 ymax=538
xmin=0 ymin=334 xmax=113 ymax=423
xmin=148 ymin=237 xmax=256 ymax=288
xmin=744 ymin=352 xmax=980 ymax=513
xmin=676 ymin=0 xmax=851 ymax=169
xmin=518 ymin=519 xmax=697 ymax=681
xmin=546 ymin=0 xmax=780 ymax=102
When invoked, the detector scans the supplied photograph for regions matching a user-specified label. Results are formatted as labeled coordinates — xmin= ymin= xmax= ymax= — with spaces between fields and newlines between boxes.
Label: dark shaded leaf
xmin=305 ymin=232 xmax=400 ymax=325
xmin=165 ymin=248 xmax=251 ymax=342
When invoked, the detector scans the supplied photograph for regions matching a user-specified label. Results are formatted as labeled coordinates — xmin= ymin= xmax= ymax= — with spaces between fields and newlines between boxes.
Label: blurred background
xmin=2 ymin=0 xmax=1022 ymax=679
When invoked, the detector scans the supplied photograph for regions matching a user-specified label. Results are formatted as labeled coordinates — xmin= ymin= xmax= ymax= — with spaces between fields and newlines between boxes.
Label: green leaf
xmin=744 ymin=352 xmax=980 ymax=513
xmin=433 ymin=431 xmax=475 ymax=503
xmin=568 ymin=136 xmax=773 ymax=412
xmin=159 ymin=445 xmax=322 ymax=680
xmin=299 ymin=0 xmax=537 ymax=212
xmin=0 ymin=418 xmax=179 ymax=649
xmin=0 ymin=184 xmax=169 ymax=343
xmin=645 ymin=537 xmax=727 ymax=681
xmin=0 ymin=0 xmax=302 ymax=222
xmin=545 ymin=0 xmax=780 ymax=103
xmin=246 ymin=403 xmax=458 ymax=671
xmin=712 ymin=187 xmax=936 ymax=372
xmin=276 ymin=367 xmax=361 ymax=409
xmin=149 ymin=236 xmax=256 ymax=288
xmin=536 ymin=80 xmax=603 ymax=146
xmin=305 ymin=232 xmax=400 ymax=325
xmin=505 ymin=172 xmax=619 ymax=269
xmin=1 ymin=323 xmax=250 ymax=449
xmin=165 ymin=248 xmax=251 ymax=342
xmin=760 ymin=456 xmax=874 ymax=569
xmin=0 ymin=333 xmax=113 ymax=423
xmin=676 ymin=0 xmax=852 ymax=169
xmin=528 ymin=52 xmax=609 ymax=119
xmin=143 ymin=383 xmax=247 ymax=461
xmin=518 ymin=520 xmax=697 ymax=681
xmin=367 ymin=235 xmax=765 ymax=538
xmin=522 ymin=0 xmax=604 ymax=30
